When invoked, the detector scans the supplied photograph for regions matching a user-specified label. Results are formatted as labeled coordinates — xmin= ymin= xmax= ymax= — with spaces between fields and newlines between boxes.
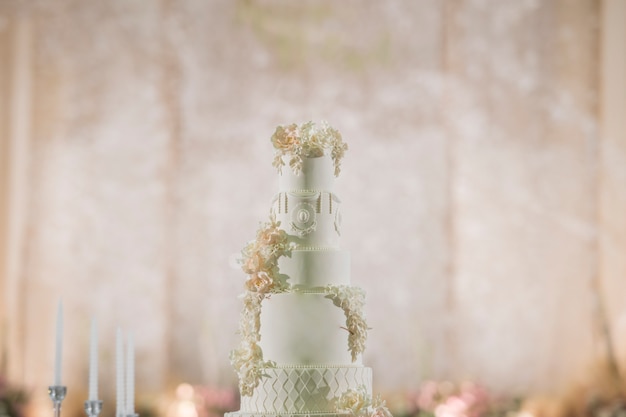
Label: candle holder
xmin=84 ymin=400 xmax=103 ymax=417
xmin=48 ymin=386 xmax=67 ymax=417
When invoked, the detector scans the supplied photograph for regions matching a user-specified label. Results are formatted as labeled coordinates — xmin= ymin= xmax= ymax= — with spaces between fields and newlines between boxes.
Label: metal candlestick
xmin=48 ymin=386 xmax=67 ymax=417
xmin=84 ymin=401 xmax=103 ymax=417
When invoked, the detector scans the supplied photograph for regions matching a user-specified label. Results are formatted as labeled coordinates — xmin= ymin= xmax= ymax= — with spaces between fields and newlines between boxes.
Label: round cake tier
xmin=278 ymin=155 xmax=336 ymax=193
xmin=239 ymin=366 xmax=372 ymax=414
xmin=279 ymin=250 xmax=350 ymax=288
xmin=228 ymin=412 xmax=351 ymax=417
xmin=260 ymin=292 xmax=358 ymax=365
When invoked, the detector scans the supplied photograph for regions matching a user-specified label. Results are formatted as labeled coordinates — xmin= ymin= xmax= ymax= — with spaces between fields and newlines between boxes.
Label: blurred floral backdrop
xmin=0 ymin=1 xmax=625 ymax=417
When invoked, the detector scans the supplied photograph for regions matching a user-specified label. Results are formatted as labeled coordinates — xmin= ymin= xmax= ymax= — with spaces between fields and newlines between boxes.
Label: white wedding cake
xmin=228 ymin=122 xmax=391 ymax=417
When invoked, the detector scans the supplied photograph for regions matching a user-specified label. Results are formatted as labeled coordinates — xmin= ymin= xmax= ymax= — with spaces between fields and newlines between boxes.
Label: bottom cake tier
xmin=233 ymin=365 xmax=372 ymax=415
xmin=227 ymin=413 xmax=351 ymax=417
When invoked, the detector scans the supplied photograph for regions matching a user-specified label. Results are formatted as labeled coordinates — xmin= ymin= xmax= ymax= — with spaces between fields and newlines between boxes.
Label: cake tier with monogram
xmin=228 ymin=122 xmax=392 ymax=417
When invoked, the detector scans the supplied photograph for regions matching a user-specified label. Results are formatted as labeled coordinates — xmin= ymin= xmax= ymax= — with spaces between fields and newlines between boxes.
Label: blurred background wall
xmin=0 ymin=0 xmax=625 ymax=416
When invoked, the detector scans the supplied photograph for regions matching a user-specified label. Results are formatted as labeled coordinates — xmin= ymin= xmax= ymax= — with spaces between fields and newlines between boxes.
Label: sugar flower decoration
xmin=271 ymin=121 xmax=348 ymax=176
xmin=240 ymin=216 xmax=294 ymax=295
xmin=325 ymin=285 xmax=368 ymax=362
xmin=335 ymin=387 xmax=393 ymax=417
xmin=370 ymin=395 xmax=394 ymax=417
xmin=231 ymin=215 xmax=295 ymax=396
xmin=230 ymin=292 xmax=276 ymax=397
xmin=335 ymin=386 xmax=370 ymax=415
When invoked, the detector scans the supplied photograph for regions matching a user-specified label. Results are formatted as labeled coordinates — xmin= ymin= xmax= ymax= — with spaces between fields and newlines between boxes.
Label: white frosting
xmin=229 ymin=412 xmax=353 ymax=417
xmin=272 ymin=191 xmax=342 ymax=248
xmin=274 ymin=155 xmax=343 ymax=248
xmin=260 ymin=292 xmax=359 ymax=365
xmin=231 ymin=143 xmax=378 ymax=414
xmin=279 ymin=250 xmax=350 ymax=288
xmin=278 ymin=155 xmax=336 ymax=193
xmin=240 ymin=366 xmax=372 ymax=414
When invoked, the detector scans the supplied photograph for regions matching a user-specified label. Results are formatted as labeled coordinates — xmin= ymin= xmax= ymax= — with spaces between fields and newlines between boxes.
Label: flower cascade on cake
xmin=228 ymin=121 xmax=392 ymax=417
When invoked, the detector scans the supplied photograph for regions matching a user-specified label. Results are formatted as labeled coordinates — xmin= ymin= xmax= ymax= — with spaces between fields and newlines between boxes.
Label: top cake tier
xmin=272 ymin=156 xmax=343 ymax=248
xmin=278 ymin=155 xmax=336 ymax=192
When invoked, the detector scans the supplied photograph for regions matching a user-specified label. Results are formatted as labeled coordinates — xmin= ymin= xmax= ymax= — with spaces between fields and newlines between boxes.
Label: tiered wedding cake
xmin=228 ymin=122 xmax=391 ymax=417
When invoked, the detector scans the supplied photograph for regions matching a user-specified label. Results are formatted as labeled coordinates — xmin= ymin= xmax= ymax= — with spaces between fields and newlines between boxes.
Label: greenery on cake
xmin=271 ymin=120 xmax=348 ymax=176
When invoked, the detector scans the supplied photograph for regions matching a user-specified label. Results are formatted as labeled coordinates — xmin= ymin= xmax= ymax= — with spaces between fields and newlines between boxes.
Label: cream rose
xmin=242 ymin=250 xmax=265 ymax=274
xmin=336 ymin=388 xmax=369 ymax=414
xmin=258 ymin=226 xmax=287 ymax=246
xmin=245 ymin=271 xmax=273 ymax=293
xmin=271 ymin=124 xmax=299 ymax=150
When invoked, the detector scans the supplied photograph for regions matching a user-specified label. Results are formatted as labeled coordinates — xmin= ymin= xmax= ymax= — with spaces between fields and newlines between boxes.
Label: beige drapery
xmin=0 ymin=0 xmax=625 ymax=413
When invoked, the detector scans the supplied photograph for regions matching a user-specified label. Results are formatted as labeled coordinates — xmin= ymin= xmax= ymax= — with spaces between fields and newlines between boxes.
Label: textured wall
xmin=0 ymin=0 xmax=624 ymax=413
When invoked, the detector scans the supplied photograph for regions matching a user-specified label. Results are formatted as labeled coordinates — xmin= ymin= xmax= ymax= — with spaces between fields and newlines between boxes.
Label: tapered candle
xmin=54 ymin=301 xmax=63 ymax=385
xmin=116 ymin=328 xmax=125 ymax=417
xmin=88 ymin=318 xmax=98 ymax=401
xmin=126 ymin=333 xmax=135 ymax=414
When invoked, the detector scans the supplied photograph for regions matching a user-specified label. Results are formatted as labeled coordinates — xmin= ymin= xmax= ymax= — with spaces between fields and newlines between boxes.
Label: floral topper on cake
xmin=271 ymin=121 xmax=348 ymax=176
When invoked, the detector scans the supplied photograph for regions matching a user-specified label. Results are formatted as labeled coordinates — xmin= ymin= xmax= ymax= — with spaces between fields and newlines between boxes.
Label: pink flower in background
xmin=407 ymin=380 xmax=497 ymax=417
xmin=432 ymin=382 xmax=491 ymax=417
xmin=193 ymin=385 xmax=238 ymax=417
xmin=435 ymin=396 xmax=468 ymax=417
xmin=416 ymin=380 xmax=440 ymax=411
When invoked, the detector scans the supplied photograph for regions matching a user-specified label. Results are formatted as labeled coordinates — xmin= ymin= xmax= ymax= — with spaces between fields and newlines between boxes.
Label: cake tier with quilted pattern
xmin=224 ymin=411 xmax=352 ymax=417
xmin=240 ymin=366 xmax=372 ymax=414
xmin=228 ymin=413 xmax=351 ymax=417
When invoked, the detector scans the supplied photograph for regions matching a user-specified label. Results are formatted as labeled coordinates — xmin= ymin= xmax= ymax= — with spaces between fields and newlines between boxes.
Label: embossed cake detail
xmin=240 ymin=366 xmax=372 ymax=414
xmin=227 ymin=122 xmax=391 ymax=417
